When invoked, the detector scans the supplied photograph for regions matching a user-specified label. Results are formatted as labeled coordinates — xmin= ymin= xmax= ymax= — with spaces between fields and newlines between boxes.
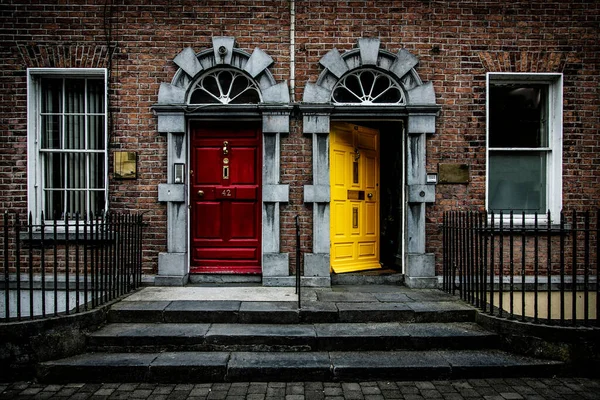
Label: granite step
xmin=87 ymin=322 xmax=499 ymax=353
xmin=107 ymin=299 xmax=476 ymax=324
xmin=36 ymin=350 xmax=564 ymax=383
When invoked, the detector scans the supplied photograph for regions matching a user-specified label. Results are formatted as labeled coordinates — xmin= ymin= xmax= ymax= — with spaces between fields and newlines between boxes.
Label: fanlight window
xmin=331 ymin=69 xmax=406 ymax=105
xmin=189 ymin=68 xmax=261 ymax=104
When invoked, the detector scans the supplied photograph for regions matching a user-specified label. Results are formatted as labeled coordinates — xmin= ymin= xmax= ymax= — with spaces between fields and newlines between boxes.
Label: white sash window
xmin=486 ymin=73 xmax=563 ymax=219
xmin=28 ymin=69 xmax=108 ymax=221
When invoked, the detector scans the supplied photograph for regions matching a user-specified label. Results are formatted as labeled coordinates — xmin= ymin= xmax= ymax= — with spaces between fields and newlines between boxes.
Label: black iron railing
xmin=442 ymin=210 xmax=599 ymax=327
xmin=1 ymin=212 xmax=144 ymax=322
xmin=295 ymin=214 xmax=301 ymax=309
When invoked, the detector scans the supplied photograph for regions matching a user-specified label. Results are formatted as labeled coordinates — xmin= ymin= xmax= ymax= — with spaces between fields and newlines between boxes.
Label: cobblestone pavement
xmin=1 ymin=378 xmax=599 ymax=400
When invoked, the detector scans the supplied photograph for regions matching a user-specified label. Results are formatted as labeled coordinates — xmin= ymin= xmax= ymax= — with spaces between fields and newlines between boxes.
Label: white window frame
xmin=486 ymin=72 xmax=563 ymax=223
xmin=27 ymin=68 xmax=109 ymax=224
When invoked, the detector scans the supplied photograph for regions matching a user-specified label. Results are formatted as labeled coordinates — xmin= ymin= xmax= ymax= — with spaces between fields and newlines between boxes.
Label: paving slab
xmin=239 ymin=302 xmax=300 ymax=324
xmin=164 ymin=301 xmax=241 ymax=323
xmin=227 ymin=352 xmax=332 ymax=381
xmin=331 ymin=285 xmax=405 ymax=293
xmin=403 ymin=290 xmax=458 ymax=302
xmin=108 ymin=301 xmax=171 ymax=323
xmin=372 ymin=292 xmax=414 ymax=302
xmin=317 ymin=291 xmax=378 ymax=302
xmin=336 ymin=302 xmax=413 ymax=322
xmin=124 ymin=286 xmax=297 ymax=302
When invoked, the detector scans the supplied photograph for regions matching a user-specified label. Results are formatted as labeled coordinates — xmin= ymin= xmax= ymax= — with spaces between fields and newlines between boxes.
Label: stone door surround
xmin=152 ymin=37 xmax=440 ymax=288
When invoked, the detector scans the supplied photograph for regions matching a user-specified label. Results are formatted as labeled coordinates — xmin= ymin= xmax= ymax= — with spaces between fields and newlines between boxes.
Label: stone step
xmin=87 ymin=322 xmax=499 ymax=353
xmin=36 ymin=350 xmax=564 ymax=383
xmin=107 ymin=300 xmax=476 ymax=324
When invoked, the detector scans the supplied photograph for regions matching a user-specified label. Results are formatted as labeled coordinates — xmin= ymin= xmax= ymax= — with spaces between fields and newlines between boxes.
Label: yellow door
xmin=330 ymin=122 xmax=381 ymax=273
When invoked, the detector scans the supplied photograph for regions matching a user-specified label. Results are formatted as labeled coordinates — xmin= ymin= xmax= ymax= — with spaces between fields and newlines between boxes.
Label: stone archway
xmin=153 ymin=36 xmax=291 ymax=286
xmin=300 ymin=38 xmax=440 ymax=288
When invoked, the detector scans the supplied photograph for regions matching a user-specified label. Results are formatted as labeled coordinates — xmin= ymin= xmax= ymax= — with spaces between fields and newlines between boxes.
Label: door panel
xmin=230 ymin=202 xmax=257 ymax=238
xmin=230 ymin=148 xmax=257 ymax=184
xmin=330 ymin=122 xmax=381 ymax=273
xmin=190 ymin=123 xmax=261 ymax=274
xmin=196 ymin=202 xmax=221 ymax=238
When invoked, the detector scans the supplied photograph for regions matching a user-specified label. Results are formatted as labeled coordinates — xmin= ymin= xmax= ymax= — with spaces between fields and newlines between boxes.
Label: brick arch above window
xmin=157 ymin=36 xmax=289 ymax=106
xmin=303 ymin=38 xmax=436 ymax=107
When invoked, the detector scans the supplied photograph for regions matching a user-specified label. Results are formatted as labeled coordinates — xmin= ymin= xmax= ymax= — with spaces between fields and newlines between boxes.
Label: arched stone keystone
xmin=212 ymin=36 xmax=235 ymax=65
xmin=358 ymin=38 xmax=380 ymax=65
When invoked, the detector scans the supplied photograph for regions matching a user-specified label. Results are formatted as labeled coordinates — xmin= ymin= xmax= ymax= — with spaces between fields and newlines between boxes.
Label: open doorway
xmin=334 ymin=120 xmax=405 ymax=272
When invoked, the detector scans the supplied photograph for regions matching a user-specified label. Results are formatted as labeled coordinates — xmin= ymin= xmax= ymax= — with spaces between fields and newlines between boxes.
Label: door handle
xmin=197 ymin=190 xmax=204 ymax=198
xmin=367 ymin=193 xmax=373 ymax=199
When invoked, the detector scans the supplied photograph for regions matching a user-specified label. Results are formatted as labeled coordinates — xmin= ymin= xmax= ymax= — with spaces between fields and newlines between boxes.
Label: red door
xmin=190 ymin=123 xmax=262 ymax=274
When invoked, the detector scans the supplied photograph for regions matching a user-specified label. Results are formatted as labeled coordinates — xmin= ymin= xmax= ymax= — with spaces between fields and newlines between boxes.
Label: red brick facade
xmin=1 ymin=1 xmax=598 ymax=276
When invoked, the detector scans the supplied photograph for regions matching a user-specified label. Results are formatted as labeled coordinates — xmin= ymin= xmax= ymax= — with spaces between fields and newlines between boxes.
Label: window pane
xmin=489 ymin=152 xmax=547 ymax=213
xmin=90 ymin=190 xmax=105 ymax=215
xmin=64 ymin=79 xmax=85 ymax=113
xmin=65 ymin=115 xmax=85 ymax=149
xmin=230 ymin=88 xmax=260 ymax=104
xmin=89 ymin=153 xmax=105 ymax=189
xmin=44 ymin=190 xmax=64 ymax=220
xmin=40 ymin=115 xmax=62 ymax=149
xmin=43 ymin=153 xmax=64 ymax=189
xmin=190 ymin=89 xmax=218 ymax=104
xmin=373 ymin=86 xmax=402 ymax=104
xmin=332 ymin=86 xmax=357 ymax=103
xmin=66 ymin=190 xmax=86 ymax=216
xmin=87 ymin=115 xmax=105 ymax=150
xmin=201 ymin=75 xmax=220 ymax=98
xmin=217 ymin=70 xmax=233 ymax=94
xmin=360 ymin=70 xmax=375 ymax=95
xmin=66 ymin=153 xmax=86 ymax=189
xmin=489 ymin=85 xmax=547 ymax=148
xmin=87 ymin=79 xmax=105 ymax=113
xmin=41 ymin=78 xmax=62 ymax=113
xmin=344 ymin=74 xmax=363 ymax=100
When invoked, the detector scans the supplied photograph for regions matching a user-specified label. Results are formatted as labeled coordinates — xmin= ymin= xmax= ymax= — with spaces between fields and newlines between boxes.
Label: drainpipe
xmin=289 ymin=0 xmax=296 ymax=102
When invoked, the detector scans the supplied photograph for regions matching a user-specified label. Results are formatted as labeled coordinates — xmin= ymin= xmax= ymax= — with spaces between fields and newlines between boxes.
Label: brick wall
xmin=0 ymin=0 xmax=598 ymax=275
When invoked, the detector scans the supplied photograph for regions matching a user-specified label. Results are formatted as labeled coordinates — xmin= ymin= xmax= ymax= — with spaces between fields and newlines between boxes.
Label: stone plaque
xmin=438 ymin=164 xmax=470 ymax=184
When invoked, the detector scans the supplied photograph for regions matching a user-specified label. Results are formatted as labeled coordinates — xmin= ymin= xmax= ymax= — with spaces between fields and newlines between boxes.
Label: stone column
xmin=404 ymin=114 xmax=437 ymax=288
xmin=302 ymin=113 xmax=332 ymax=287
xmin=156 ymin=112 xmax=188 ymax=286
xmin=261 ymin=111 xmax=291 ymax=286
